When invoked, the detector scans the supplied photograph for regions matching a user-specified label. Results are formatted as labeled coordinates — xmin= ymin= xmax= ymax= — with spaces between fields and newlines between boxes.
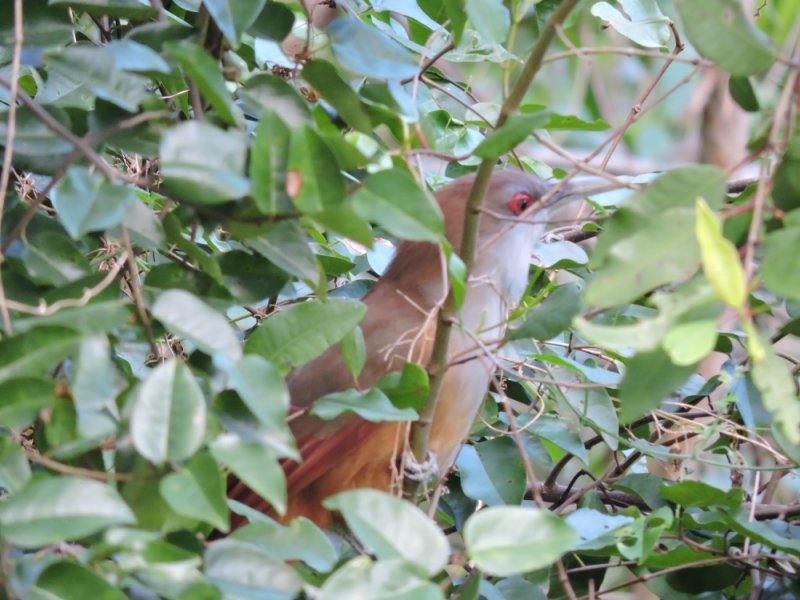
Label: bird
xmin=229 ymin=169 xmax=567 ymax=528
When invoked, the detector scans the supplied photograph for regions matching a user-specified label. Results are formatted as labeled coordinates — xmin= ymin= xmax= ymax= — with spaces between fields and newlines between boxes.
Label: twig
xmin=401 ymin=41 xmax=455 ymax=85
xmin=0 ymin=0 xmax=24 ymax=336
xmin=743 ymin=38 xmax=800 ymax=283
xmin=544 ymin=46 xmax=713 ymax=67
xmin=4 ymin=255 xmax=126 ymax=316
xmin=118 ymin=225 xmax=159 ymax=357
xmin=0 ymin=77 xmax=147 ymax=187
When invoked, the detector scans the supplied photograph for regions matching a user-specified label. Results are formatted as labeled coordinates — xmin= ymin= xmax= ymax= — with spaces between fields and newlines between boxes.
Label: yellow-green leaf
xmin=695 ymin=198 xmax=746 ymax=309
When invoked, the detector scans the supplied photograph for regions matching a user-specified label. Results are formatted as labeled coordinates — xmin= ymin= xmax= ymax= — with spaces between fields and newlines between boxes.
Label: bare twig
xmin=118 ymin=225 xmax=158 ymax=357
xmin=0 ymin=0 xmax=24 ymax=335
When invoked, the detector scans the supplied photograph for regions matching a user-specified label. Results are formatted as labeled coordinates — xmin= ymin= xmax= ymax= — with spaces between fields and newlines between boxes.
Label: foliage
xmin=0 ymin=0 xmax=799 ymax=598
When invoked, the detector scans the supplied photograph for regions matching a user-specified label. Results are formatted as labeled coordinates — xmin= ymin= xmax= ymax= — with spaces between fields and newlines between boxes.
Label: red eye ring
xmin=507 ymin=192 xmax=533 ymax=216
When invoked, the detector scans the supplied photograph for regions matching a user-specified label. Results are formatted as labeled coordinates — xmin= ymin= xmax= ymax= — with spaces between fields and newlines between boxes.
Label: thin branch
xmin=118 ymin=225 xmax=159 ymax=357
xmin=4 ymin=255 xmax=126 ymax=316
xmin=0 ymin=0 xmax=24 ymax=336
xmin=401 ymin=41 xmax=455 ymax=85
xmin=544 ymin=45 xmax=713 ymax=67
xmin=0 ymin=77 xmax=147 ymax=186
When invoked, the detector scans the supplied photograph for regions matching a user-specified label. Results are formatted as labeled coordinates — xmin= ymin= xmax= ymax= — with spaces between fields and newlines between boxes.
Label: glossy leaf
xmin=465 ymin=0 xmax=510 ymax=46
xmin=211 ymin=434 xmax=286 ymax=515
xmin=160 ymin=452 xmax=229 ymax=531
xmin=618 ymin=350 xmax=697 ymax=423
xmin=329 ymin=18 xmax=419 ymax=80
xmin=51 ymin=167 xmax=135 ymax=238
xmin=303 ymin=60 xmax=373 ymax=133
xmin=676 ymin=0 xmax=774 ymax=76
xmin=130 ymin=359 xmax=207 ymax=465
xmin=473 ymin=112 xmax=550 ymax=159
xmin=30 ymin=561 xmax=128 ymax=600
xmin=160 ymin=121 xmax=250 ymax=204
xmin=695 ymin=198 xmax=746 ymax=309
xmin=205 ymin=539 xmax=304 ymax=597
xmin=751 ymin=342 xmax=800 ymax=444
xmin=352 ymin=168 xmax=444 ymax=242
xmin=249 ymin=111 xmax=292 ymax=215
xmin=591 ymin=0 xmax=671 ymax=48
xmin=311 ymin=388 xmax=418 ymax=422
xmin=325 ymin=489 xmax=450 ymax=576
xmin=464 ymin=507 xmax=579 ymax=576
xmin=152 ymin=289 xmax=242 ymax=361
xmin=0 ymin=437 xmax=31 ymax=494
xmin=0 ymin=476 xmax=135 ymax=548
xmin=287 ymin=126 xmax=347 ymax=213
xmin=247 ymin=221 xmax=321 ymax=284
xmin=0 ymin=327 xmax=80 ymax=386
xmin=168 ymin=41 xmax=242 ymax=126
xmin=244 ymin=298 xmax=366 ymax=370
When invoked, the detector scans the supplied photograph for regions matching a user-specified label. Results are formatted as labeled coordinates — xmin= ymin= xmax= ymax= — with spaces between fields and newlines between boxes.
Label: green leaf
xmin=218 ymin=250 xmax=289 ymax=304
xmin=244 ymin=298 xmax=367 ymax=371
xmin=51 ymin=166 xmax=135 ymax=239
xmin=130 ymin=359 xmax=207 ymax=465
xmin=0 ymin=437 xmax=31 ymax=494
xmin=340 ymin=326 xmax=366 ymax=380
xmin=328 ymin=18 xmax=419 ymax=80
xmin=695 ymin=198 xmax=746 ymax=309
xmin=103 ymin=39 xmax=170 ymax=73
xmin=720 ymin=510 xmax=800 ymax=554
xmin=167 ymin=41 xmax=242 ymax=126
xmin=751 ymin=342 xmax=800 ymax=445
xmin=465 ymin=0 xmax=510 ymax=45
xmin=287 ymin=126 xmax=347 ymax=213
xmin=324 ymin=489 xmax=450 ymax=576
xmin=662 ymin=320 xmax=718 ymax=366
xmin=30 ymin=561 xmax=128 ymax=600
xmin=230 ymin=516 xmax=338 ymax=572
xmin=160 ymin=452 xmax=229 ymax=531
xmin=46 ymin=45 xmax=149 ymax=112
xmin=0 ymin=476 xmax=135 ymax=549
xmin=119 ymin=198 xmax=166 ymax=250
xmin=152 ymin=289 xmax=242 ymax=361
xmin=659 ymin=481 xmax=743 ymax=510
xmin=729 ymin=77 xmax=760 ymax=112
xmin=248 ymin=2 xmax=295 ymax=41
xmin=507 ymin=283 xmax=583 ymax=341
xmin=376 ymin=362 xmax=430 ymax=411
xmin=205 ymin=539 xmax=304 ymax=597
xmin=311 ymin=388 xmax=418 ymax=422
xmin=456 ymin=440 xmax=525 ymax=506
xmin=762 ymin=227 xmax=800 ymax=301
xmin=464 ymin=506 xmax=579 ymax=576
xmin=352 ymin=168 xmax=444 ymax=242
xmin=587 ymin=208 xmax=699 ymax=308
xmin=249 ymin=111 xmax=292 ymax=215
xmin=618 ymin=350 xmax=697 ymax=423
xmin=303 ymin=60 xmax=373 ymax=133
xmin=226 ymin=354 xmax=289 ymax=427
xmin=318 ymin=556 xmax=443 ymax=600
xmin=0 ymin=378 xmax=56 ymax=430
xmin=237 ymin=73 xmax=312 ymax=126
xmin=48 ymin=0 xmax=157 ymax=19
xmin=21 ymin=231 xmax=91 ymax=286
xmin=71 ymin=334 xmax=118 ymax=439
xmin=204 ymin=0 xmax=266 ymax=47
xmin=0 ymin=326 xmax=80 ymax=386
xmin=591 ymin=0 xmax=672 ymax=48
xmin=160 ymin=121 xmax=250 ymax=204
xmin=211 ymin=434 xmax=286 ymax=515
xmin=675 ymin=0 xmax=774 ymax=76
xmin=246 ymin=221 xmax=321 ymax=284
xmin=473 ymin=112 xmax=550 ymax=159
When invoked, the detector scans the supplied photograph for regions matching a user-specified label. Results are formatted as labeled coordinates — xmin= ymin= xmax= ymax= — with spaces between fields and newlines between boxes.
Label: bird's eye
xmin=507 ymin=192 xmax=533 ymax=216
